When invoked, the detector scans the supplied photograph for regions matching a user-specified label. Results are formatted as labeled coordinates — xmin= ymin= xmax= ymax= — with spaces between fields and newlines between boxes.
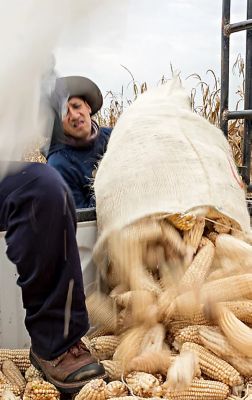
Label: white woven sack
xmin=94 ymin=78 xmax=250 ymax=263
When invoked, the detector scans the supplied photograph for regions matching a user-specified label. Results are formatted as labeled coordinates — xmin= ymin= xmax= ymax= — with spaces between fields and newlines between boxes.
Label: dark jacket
xmin=47 ymin=126 xmax=112 ymax=209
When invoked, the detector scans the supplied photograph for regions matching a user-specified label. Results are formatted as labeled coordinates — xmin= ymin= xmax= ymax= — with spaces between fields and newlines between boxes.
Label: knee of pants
xmin=5 ymin=163 xmax=76 ymax=266
xmin=27 ymin=163 xmax=74 ymax=210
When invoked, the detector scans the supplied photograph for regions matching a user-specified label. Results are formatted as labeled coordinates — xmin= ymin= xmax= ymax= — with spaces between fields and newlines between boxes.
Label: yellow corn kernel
xmin=167 ymin=213 xmax=196 ymax=231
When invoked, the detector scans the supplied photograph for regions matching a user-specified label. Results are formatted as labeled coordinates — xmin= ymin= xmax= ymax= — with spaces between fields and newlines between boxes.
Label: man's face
xmin=62 ymin=97 xmax=92 ymax=140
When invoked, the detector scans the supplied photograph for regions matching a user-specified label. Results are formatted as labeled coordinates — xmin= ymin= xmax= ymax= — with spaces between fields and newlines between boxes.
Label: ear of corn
xmin=24 ymin=365 xmax=43 ymax=382
xmin=174 ymin=325 xmax=202 ymax=348
xmin=0 ymin=389 xmax=18 ymax=400
xmin=114 ymin=291 xmax=133 ymax=308
xmin=105 ymin=397 xmax=143 ymax=400
xmin=109 ymin=284 xmax=129 ymax=298
xmin=183 ymin=217 xmax=205 ymax=254
xmin=23 ymin=379 xmax=60 ymax=400
xmin=86 ymin=292 xmax=117 ymax=335
xmin=160 ymin=220 xmax=189 ymax=265
xmin=100 ymin=360 xmax=123 ymax=381
xmin=207 ymin=231 xmax=218 ymax=244
xmin=90 ymin=335 xmax=120 ymax=360
xmin=2 ymin=360 xmax=26 ymax=394
xmin=143 ymin=243 xmax=166 ymax=272
xmin=199 ymin=326 xmax=233 ymax=358
xmin=116 ymin=308 xmax=133 ymax=334
xmin=173 ymin=273 xmax=252 ymax=316
xmin=163 ymin=378 xmax=229 ymax=400
xmin=167 ymin=213 xmax=197 ymax=231
xmin=166 ymin=351 xmax=200 ymax=391
xmin=127 ymin=350 xmax=172 ymax=375
xmin=181 ymin=342 xmax=243 ymax=387
xmin=215 ymin=234 xmax=252 ymax=268
xmin=227 ymin=355 xmax=252 ymax=377
xmin=201 ymin=273 xmax=252 ymax=302
xmin=125 ymin=371 xmax=162 ymax=397
xmin=214 ymin=304 xmax=252 ymax=358
xmin=139 ymin=323 xmax=166 ymax=354
xmin=221 ymin=301 xmax=252 ymax=324
xmin=199 ymin=326 xmax=252 ymax=377
xmin=0 ymin=371 xmax=20 ymax=397
xmin=180 ymin=239 xmax=215 ymax=291
xmin=113 ymin=325 xmax=149 ymax=368
xmin=105 ymin=381 xmax=128 ymax=398
xmin=0 ymin=349 xmax=30 ymax=373
xmin=75 ymin=379 xmax=107 ymax=400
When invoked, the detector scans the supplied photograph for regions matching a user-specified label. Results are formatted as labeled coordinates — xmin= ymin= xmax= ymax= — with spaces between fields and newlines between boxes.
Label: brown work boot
xmin=30 ymin=340 xmax=107 ymax=394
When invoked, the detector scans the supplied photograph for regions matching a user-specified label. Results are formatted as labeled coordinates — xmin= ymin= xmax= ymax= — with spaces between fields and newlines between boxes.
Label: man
xmin=47 ymin=76 xmax=112 ymax=209
xmin=0 ymin=78 xmax=109 ymax=394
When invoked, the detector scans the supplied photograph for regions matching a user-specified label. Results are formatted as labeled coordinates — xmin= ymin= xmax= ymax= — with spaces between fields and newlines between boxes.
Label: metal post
xmin=220 ymin=0 xmax=231 ymax=137
xmin=242 ymin=0 xmax=252 ymax=186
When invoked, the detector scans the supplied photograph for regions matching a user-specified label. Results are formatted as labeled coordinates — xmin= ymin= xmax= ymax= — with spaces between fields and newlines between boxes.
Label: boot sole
xmin=30 ymin=351 xmax=108 ymax=394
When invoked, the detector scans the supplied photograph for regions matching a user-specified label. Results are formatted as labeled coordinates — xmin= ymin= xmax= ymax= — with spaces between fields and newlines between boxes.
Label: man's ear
xmin=84 ymin=101 xmax=92 ymax=115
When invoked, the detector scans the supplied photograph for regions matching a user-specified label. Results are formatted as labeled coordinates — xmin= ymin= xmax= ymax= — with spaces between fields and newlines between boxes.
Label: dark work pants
xmin=0 ymin=162 xmax=89 ymax=360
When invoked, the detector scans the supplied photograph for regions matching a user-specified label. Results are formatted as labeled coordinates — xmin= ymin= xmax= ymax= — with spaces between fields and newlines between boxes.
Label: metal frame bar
xmin=220 ymin=0 xmax=252 ymax=190
xmin=224 ymin=110 xmax=252 ymax=120
xmin=243 ymin=0 xmax=252 ymax=185
xmin=226 ymin=19 xmax=252 ymax=34
xmin=220 ymin=0 xmax=230 ymax=136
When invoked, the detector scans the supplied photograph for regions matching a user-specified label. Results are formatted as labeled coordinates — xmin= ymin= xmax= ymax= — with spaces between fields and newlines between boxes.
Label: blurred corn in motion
xmin=80 ymin=78 xmax=252 ymax=397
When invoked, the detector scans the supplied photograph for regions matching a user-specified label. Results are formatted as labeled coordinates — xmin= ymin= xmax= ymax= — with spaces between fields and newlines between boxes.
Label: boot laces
xmin=69 ymin=341 xmax=88 ymax=357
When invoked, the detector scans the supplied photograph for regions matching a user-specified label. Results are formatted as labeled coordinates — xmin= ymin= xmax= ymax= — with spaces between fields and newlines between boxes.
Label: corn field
xmin=23 ymin=57 xmax=246 ymax=173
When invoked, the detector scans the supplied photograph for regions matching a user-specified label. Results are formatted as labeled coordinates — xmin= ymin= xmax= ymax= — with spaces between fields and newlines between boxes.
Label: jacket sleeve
xmin=47 ymin=153 xmax=86 ymax=209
